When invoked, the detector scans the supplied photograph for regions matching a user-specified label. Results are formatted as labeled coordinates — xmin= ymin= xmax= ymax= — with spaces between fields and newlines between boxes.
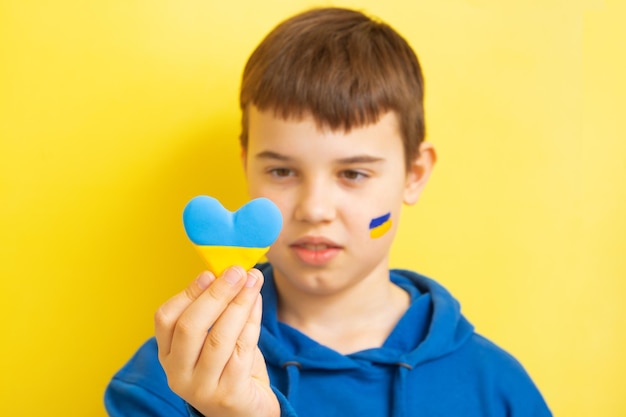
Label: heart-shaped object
xmin=182 ymin=196 xmax=283 ymax=276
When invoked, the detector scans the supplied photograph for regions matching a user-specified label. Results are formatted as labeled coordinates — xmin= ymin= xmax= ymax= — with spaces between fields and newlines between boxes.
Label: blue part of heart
xmin=182 ymin=196 xmax=283 ymax=248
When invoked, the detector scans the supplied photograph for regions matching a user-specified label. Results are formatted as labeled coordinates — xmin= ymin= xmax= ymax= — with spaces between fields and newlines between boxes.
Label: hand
xmin=154 ymin=266 xmax=280 ymax=417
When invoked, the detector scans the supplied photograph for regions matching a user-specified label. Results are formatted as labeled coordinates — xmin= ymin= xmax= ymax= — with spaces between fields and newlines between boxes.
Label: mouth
xmin=290 ymin=236 xmax=341 ymax=249
xmin=293 ymin=243 xmax=338 ymax=250
xmin=289 ymin=237 xmax=342 ymax=265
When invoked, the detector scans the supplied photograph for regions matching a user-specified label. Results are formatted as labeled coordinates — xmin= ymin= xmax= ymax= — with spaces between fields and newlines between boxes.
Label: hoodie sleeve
xmin=105 ymin=375 xmax=188 ymax=417
xmin=105 ymin=337 xmax=300 ymax=417
xmin=184 ymin=388 xmax=297 ymax=417
xmin=104 ymin=338 xmax=189 ymax=417
xmin=472 ymin=334 xmax=553 ymax=417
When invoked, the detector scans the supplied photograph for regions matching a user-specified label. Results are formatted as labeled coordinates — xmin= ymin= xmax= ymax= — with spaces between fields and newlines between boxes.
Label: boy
xmin=105 ymin=7 xmax=551 ymax=417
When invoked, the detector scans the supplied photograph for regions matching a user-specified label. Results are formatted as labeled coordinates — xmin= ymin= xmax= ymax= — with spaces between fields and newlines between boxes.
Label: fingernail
xmin=223 ymin=266 xmax=244 ymax=285
xmin=245 ymin=272 xmax=258 ymax=288
xmin=196 ymin=272 xmax=212 ymax=290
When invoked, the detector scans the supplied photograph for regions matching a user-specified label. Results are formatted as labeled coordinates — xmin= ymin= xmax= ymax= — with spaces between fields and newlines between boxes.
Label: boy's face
xmin=243 ymin=106 xmax=433 ymax=296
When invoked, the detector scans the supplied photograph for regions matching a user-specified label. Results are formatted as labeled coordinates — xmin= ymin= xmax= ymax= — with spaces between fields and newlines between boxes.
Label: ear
xmin=403 ymin=141 xmax=437 ymax=205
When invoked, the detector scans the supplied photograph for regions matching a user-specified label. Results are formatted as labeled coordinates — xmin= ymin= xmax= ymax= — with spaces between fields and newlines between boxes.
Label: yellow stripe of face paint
xmin=370 ymin=219 xmax=392 ymax=238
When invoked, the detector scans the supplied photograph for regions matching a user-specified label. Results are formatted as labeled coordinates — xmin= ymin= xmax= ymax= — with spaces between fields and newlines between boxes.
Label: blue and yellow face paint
xmin=369 ymin=212 xmax=392 ymax=238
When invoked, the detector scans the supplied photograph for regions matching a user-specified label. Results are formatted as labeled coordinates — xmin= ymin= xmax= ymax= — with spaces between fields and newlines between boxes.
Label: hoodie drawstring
xmin=392 ymin=362 xmax=412 ymax=417
xmin=282 ymin=361 xmax=302 ymax=409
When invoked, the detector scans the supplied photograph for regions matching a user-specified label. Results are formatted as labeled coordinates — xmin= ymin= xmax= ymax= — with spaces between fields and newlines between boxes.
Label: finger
xmin=252 ymin=346 xmax=271 ymax=385
xmin=195 ymin=269 xmax=264 ymax=384
xmin=249 ymin=298 xmax=270 ymax=384
xmin=154 ymin=271 xmax=215 ymax=358
xmin=168 ymin=266 xmax=248 ymax=373
xmin=218 ymin=292 xmax=265 ymax=388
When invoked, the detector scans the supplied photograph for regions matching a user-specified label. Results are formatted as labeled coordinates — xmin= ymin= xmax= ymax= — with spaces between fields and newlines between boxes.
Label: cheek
xmin=246 ymin=176 xmax=281 ymax=203
xmin=367 ymin=211 xmax=393 ymax=239
xmin=349 ymin=214 xmax=397 ymax=265
xmin=355 ymin=187 xmax=403 ymax=238
xmin=348 ymin=198 xmax=402 ymax=254
xmin=266 ymin=193 xmax=291 ymax=217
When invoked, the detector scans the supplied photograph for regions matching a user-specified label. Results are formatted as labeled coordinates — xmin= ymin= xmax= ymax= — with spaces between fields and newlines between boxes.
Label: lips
xmin=290 ymin=236 xmax=342 ymax=266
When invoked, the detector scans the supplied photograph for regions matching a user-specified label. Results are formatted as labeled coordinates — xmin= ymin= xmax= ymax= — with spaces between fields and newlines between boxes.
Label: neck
xmin=274 ymin=265 xmax=410 ymax=354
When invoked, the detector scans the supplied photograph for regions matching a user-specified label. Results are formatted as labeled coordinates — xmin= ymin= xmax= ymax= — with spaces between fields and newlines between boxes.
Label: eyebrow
xmin=255 ymin=150 xmax=384 ymax=164
xmin=336 ymin=155 xmax=384 ymax=164
xmin=255 ymin=151 xmax=292 ymax=161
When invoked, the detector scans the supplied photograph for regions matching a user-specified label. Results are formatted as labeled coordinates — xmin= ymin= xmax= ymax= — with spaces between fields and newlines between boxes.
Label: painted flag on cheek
xmin=369 ymin=212 xmax=392 ymax=238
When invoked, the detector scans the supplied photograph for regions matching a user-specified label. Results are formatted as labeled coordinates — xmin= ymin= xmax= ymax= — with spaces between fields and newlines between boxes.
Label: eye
xmin=268 ymin=167 xmax=295 ymax=178
xmin=340 ymin=170 xmax=369 ymax=182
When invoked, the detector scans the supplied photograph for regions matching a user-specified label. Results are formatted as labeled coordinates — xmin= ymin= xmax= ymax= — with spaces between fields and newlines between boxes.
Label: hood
xmin=257 ymin=263 xmax=474 ymax=370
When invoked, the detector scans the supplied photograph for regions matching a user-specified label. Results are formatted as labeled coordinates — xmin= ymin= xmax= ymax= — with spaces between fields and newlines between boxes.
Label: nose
xmin=293 ymin=177 xmax=336 ymax=224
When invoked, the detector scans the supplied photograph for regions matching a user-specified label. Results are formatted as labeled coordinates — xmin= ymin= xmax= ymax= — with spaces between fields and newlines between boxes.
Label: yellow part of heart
xmin=193 ymin=245 xmax=270 ymax=277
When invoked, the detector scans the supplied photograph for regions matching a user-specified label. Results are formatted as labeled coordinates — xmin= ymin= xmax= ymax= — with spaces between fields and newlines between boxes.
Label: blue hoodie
xmin=105 ymin=264 xmax=551 ymax=416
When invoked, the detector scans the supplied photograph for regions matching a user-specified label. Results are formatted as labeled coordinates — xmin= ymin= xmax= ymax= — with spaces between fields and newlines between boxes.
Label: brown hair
xmin=239 ymin=7 xmax=425 ymax=169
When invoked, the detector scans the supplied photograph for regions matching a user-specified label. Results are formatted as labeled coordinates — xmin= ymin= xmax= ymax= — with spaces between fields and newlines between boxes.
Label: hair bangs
xmin=239 ymin=7 xmax=425 ymax=168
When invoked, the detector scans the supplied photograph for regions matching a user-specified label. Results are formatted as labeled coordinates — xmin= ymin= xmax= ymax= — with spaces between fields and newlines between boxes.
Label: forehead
xmin=247 ymin=106 xmax=404 ymax=161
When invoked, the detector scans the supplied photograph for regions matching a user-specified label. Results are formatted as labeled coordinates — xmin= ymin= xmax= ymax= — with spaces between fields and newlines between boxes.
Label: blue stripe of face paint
xmin=369 ymin=212 xmax=391 ymax=229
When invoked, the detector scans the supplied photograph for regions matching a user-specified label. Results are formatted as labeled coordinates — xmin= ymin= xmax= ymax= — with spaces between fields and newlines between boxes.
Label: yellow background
xmin=1 ymin=0 xmax=624 ymax=415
